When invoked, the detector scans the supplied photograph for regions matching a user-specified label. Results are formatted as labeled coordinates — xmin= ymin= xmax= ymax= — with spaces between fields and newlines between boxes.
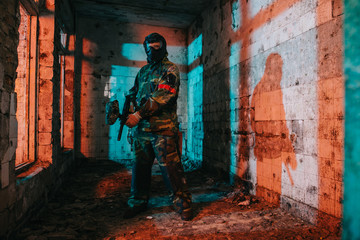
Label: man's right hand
xmin=125 ymin=112 xmax=141 ymax=128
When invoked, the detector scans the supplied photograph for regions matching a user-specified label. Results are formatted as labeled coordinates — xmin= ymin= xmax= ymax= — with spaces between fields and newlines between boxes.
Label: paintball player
xmin=123 ymin=33 xmax=192 ymax=221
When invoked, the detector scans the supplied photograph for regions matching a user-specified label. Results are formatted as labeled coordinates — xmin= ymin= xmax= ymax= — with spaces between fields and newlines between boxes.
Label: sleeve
xmin=138 ymin=65 xmax=180 ymax=118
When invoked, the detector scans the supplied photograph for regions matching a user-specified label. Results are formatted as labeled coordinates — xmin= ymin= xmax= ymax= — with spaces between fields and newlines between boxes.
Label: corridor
xmin=1 ymin=0 xmax=360 ymax=238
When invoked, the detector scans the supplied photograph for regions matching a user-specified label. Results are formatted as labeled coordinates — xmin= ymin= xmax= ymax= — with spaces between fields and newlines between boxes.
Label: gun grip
xmin=117 ymin=124 xmax=124 ymax=141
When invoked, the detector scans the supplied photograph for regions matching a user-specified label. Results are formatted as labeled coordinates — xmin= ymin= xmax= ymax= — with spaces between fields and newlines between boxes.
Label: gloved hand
xmin=125 ymin=112 xmax=141 ymax=128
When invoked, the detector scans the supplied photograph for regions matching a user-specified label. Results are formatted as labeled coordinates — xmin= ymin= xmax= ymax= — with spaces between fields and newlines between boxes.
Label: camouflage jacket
xmin=128 ymin=56 xmax=180 ymax=135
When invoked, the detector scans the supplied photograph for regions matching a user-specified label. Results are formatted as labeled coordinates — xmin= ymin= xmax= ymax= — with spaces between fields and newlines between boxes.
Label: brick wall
xmin=0 ymin=0 xmax=77 ymax=238
xmin=74 ymin=17 xmax=188 ymax=163
xmin=188 ymin=0 xmax=344 ymax=221
xmin=0 ymin=0 xmax=345 ymax=235
xmin=0 ymin=0 xmax=20 ymax=236
xmin=38 ymin=0 xmax=57 ymax=164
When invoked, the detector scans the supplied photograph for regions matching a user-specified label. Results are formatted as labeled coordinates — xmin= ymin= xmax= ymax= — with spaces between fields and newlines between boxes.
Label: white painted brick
xmin=231 ymin=0 xmax=242 ymax=31
xmin=304 ymin=172 xmax=319 ymax=191
xmin=303 ymin=155 xmax=319 ymax=176
xmin=293 ymin=186 xmax=306 ymax=203
xmin=168 ymin=46 xmax=187 ymax=66
xmin=248 ymin=149 xmax=257 ymax=186
xmin=302 ymin=120 xmax=318 ymax=139
xmin=249 ymin=0 xmax=275 ymax=18
xmin=291 ymin=167 xmax=305 ymax=190
xmin=294 ymin=154 xmax=306 ymax=173
xmin=304 ymin=189 xmax=319 ymax=208
xmin=281 ymin=182 xmax=292 ymax=198
xmin=252 ymin=0 xmax=317 ymax=45
xmin=303 ymin=137 xmax=318 ymax=156
xmin=304 ymin=101 xmax=317 ymax=120
xmin=304 ymin=173 xmax=319 ymax=208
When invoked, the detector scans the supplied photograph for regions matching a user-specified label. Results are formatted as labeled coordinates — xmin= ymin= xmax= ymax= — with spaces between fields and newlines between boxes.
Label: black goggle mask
xmin=145 ymin=41 xmax=162 ymax=53
xmin=143 ymin=33 xmax=168 ymax=63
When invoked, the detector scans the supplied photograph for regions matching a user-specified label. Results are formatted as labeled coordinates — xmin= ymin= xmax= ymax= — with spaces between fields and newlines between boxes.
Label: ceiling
xmin=71 ymin=0 xmax=212 ymax=29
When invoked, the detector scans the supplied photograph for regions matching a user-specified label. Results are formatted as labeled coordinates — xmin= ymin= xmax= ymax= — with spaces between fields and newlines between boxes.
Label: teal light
xmin=187 ymin=65 xmax=204 ymax=164
xmin=188 ymin=34 xmax=203 ymax=66
xmin=111 ymin=36 xmax=203 ymax=167
xmin=121 ymin=43 xmax=147 ymax=62
xmin=107 ymin=65 xmax=140 ymax=163
xmin=343 ymin=0 xmax=360 ymax=238
xmin=186 ymin=34 xmax=203 ymax=168
xmin=229 ymin=42 xmax=241 ymax=180
xmin=231 ymin=0 xmax=241 ymax=31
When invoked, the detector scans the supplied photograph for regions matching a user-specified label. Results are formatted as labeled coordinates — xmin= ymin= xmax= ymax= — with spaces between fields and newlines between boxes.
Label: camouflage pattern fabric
xmin=128 ymin=131 xmax=191 ymax=209
xmin=127 ymin=55 xmax=191 ymax=210
xmin=105 ymin=100 xmax=119 ymax=125
xmin=127 ymin=56 xmax=180 ymax=135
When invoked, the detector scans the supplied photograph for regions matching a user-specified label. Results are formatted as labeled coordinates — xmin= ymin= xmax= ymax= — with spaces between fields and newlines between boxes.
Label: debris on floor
xmin=14 ymin=159 xmax=341 ymax=240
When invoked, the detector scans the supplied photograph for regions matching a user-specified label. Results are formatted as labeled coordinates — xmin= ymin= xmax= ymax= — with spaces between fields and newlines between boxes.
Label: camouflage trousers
xmin=128 ymin=131 xmax=192 ymax=210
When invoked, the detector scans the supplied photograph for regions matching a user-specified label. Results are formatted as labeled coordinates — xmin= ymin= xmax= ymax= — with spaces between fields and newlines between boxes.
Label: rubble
xmin=11 ymin=158 xmax=342 ymax=239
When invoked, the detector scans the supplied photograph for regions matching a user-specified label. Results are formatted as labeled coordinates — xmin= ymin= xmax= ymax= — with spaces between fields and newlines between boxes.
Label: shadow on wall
xmin=228 ymin=0 xmax=309 ymax=198
xmin=250 ymin=53 xmax=297 ymax=205
xmin=201 ymin=39 xmax=232 ymax=179
xmin=74 ymin=27 xmax=135 ymax=162
xmin=228 ymin=0 xmax=343 ymax=221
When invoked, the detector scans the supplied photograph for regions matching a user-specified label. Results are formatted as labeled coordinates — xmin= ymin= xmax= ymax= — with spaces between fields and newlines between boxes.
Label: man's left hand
xmin=125 ymin=112 xmax=141 ymax=128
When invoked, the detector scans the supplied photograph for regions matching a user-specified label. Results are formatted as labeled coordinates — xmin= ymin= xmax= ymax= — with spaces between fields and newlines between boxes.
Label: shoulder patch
xmin=166 ymin=74 xmax=177 ymax=85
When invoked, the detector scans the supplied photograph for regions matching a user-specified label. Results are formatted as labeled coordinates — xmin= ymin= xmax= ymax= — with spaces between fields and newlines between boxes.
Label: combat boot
xmin=123 ymin=203 xmax=147 ymax=219
xmin=173 ymin=197 xmax=193 ymax=221
xmin=180 ymin=207 xmax=192 ymax=221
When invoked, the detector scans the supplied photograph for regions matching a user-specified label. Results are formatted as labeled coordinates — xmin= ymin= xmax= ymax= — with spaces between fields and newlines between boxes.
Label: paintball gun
xmin=117 ymin=94 xmax=132 ymax=141
xmin=105 ymin=94 xmax=137 ymax=141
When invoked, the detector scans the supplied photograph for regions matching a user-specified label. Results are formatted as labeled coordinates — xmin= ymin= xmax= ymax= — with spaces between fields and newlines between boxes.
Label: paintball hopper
xmin=105 ymin=100 xmax=120 ymax=125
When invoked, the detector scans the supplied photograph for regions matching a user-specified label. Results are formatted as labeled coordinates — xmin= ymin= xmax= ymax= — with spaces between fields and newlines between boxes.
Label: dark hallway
xmin=1 ymin=0 xmax=360 ymax=239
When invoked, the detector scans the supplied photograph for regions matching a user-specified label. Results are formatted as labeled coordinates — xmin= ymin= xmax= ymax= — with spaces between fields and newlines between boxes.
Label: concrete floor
xmin=15 ymin=159 xmax=341 ymax=240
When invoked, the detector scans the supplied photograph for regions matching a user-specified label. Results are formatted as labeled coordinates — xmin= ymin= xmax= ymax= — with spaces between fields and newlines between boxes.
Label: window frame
xmin=15 ymin=0 xmax=39 ymax=173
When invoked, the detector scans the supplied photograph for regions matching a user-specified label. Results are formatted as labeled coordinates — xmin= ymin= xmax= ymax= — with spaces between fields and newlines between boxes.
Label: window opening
xmin=15 ymin=3 xmax=38 ymax=170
